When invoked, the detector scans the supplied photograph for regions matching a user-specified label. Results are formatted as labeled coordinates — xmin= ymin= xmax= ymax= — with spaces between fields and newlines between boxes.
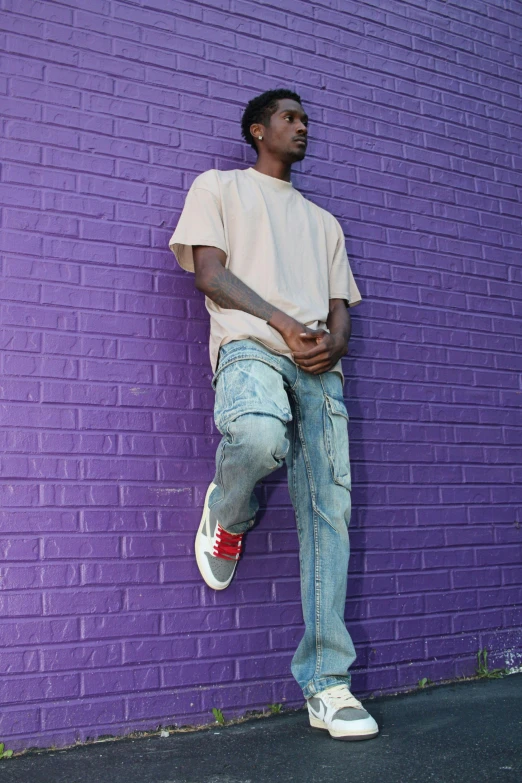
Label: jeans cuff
xmin=302 ymin=675 xmax=352 ymax=700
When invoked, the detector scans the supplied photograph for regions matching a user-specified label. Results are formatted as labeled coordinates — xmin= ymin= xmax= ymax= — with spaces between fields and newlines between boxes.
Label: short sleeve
xmin=168 ymin=175 xmax=227 ymax=273
xmin=329 ymin=218 xmax=362 ymax=308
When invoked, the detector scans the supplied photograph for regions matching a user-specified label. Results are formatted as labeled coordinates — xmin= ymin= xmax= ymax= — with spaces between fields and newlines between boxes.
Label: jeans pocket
xmin=213 ymin=358 xmax=292 ymax=435
xmin=323 ymin=394 xmax=352 ymax=491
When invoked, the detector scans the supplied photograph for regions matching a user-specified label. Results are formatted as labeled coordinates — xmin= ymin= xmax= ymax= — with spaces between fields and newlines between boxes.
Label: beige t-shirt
xmin=168 ymin=167 xmax=362 ymax=381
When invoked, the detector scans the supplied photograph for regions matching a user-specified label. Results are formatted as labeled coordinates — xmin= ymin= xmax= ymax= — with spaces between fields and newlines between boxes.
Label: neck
xmin=252 ymin=154 xmax=292 ymax=182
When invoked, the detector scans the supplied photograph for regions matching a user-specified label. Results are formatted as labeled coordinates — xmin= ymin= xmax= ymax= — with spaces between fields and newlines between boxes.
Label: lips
xmin=294 ymin=137 xmax=307 ymax=145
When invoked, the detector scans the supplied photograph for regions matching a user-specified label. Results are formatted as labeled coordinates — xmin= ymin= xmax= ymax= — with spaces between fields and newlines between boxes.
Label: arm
xmin=327 ymin=298 xmax=351 ymax=348
xmin=291 ymin=299 xmax=351 ymax=374
xmin=193 ymin=245 xmax=317 ymax=352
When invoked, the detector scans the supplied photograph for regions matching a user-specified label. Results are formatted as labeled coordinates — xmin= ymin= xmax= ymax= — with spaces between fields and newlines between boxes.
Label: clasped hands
xmin=285 ymin=325 xmax=348 ymax=375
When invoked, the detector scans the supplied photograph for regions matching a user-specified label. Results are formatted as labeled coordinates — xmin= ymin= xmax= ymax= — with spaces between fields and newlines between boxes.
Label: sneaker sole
xmin=195 ymin=482 xmax=235 ymax=591
xmin=309 ymin=714 xmax=379 ymax=741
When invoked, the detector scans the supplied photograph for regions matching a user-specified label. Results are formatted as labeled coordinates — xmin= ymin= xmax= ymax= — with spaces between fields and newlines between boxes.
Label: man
xmin=168 ymin=89 xmax=379 ymax=741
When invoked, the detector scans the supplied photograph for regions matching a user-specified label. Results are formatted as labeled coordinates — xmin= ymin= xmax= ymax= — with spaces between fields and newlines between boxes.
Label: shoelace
xmin=213 ymin=525 xmax=243 ymax=561
xmin=321 ymin=685 xmax=364 ymax=711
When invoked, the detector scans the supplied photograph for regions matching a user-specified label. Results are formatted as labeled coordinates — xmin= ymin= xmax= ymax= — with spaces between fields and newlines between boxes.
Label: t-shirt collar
xmin=246 ymin=167 xmax=294 ymax=190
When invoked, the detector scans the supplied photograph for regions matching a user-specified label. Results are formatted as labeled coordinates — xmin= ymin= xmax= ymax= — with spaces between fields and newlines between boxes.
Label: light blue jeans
xmin=209 ymin=339 xmax=356 ymax=699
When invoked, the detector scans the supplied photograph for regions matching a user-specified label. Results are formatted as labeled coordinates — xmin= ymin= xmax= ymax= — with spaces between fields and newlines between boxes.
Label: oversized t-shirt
xmin=168 ymin=167 xmax=362 ymax=381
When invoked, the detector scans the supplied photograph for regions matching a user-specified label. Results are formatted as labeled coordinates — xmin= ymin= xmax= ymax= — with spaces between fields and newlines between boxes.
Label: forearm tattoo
xmin=204 ymin=265 xmax=277 ymax=323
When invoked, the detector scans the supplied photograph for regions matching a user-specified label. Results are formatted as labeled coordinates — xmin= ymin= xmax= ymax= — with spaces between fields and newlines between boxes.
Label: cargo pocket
xmin=323 ymin=394 xmax=352 ymax=491
xmin=213 ymin=358 xmax=292 ymax=436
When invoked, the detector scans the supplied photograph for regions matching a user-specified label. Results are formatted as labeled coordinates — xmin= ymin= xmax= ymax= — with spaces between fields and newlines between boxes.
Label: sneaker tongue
xmin=323 ymin=684 xmax=363 ymax=709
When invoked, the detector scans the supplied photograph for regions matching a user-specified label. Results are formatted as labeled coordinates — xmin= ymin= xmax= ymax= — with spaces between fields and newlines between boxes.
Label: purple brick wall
xmin=1 ymin=0 xmax=521 ymax=752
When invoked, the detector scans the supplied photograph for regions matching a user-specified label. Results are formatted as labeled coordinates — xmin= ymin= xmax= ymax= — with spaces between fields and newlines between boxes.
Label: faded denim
xmin=208 ymin=338 xmax=357 ymax=699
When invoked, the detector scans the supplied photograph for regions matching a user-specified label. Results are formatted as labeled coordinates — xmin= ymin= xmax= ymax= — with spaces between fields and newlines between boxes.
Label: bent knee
xmin=228 ymin=413 xmax=290 ymax=464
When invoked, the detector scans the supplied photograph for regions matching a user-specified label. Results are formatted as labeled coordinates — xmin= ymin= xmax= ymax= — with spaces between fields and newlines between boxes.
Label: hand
xmin=291 ymin=329 xmax=348 ymax=375
xmin=277 ymin=318 xmax=323 ymax=358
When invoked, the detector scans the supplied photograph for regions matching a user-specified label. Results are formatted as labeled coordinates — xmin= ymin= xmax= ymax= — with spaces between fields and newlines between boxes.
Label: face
xmin=251 ymin=98 xmax=309 ymax=162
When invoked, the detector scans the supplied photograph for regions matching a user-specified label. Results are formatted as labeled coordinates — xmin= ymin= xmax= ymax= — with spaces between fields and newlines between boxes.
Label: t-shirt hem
xmin=329 ymin=292 xmax=362 ymax=307
xmin=169 ymin=238 xmax=228 ymax=273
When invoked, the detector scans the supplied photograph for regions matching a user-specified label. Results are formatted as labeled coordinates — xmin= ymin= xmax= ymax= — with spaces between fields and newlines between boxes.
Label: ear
xmin=250 ymin=123 xmax=263 ymax=140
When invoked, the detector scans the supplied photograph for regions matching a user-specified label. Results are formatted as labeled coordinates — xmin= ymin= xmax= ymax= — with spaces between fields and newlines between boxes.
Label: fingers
xmin=294 ymin=353 xmax=332 ymax=373
xmin=294 ymin=357 xmax=330 ymax=370
xmin=299 ymin=329 xmax=327 ymax=337
xmin=292 ymin=345 xmax=328 ymax=361
xmin=304 ymin=361 xmax=332 ymax=374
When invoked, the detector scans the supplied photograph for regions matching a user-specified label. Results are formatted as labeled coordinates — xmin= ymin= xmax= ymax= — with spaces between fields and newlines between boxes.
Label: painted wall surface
xmin=1 ymin=0 xmax=521 ymax=752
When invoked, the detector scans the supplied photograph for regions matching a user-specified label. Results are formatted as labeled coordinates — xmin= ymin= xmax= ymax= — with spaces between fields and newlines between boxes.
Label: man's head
xmin=241 ymin=89 xmax=308 ymax=163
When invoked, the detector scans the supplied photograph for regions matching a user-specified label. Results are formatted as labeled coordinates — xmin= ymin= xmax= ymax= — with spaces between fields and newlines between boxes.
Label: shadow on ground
xmin=2 ymin=674 xmax=521 ymax=783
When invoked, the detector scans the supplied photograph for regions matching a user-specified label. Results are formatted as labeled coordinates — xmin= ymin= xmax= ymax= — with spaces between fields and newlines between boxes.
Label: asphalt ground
xmin=2 ymin=673 xmax=521 ymax=783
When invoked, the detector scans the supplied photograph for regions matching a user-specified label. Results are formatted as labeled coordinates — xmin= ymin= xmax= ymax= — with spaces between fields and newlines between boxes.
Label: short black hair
xmin=241 ymin=89 xmax=303 ymax=151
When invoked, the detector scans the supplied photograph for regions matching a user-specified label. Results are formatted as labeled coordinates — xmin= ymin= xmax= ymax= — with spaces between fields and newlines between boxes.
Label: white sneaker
xmin=307 ymin=684 xmax=379 ymax=741
xmin=195 ymin=482 xmax=244 ymax=591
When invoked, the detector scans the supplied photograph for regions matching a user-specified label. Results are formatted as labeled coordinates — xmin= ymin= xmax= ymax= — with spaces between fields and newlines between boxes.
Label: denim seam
xmin=293 ymin=395 xmax=323 ymax=682
xmin=290 ymin=364 xmax=300 ymax=391
xmin=290 ymin=411 xmax=303 ymax=564
xmin=209 ymin=428 xmax=229 ymax=510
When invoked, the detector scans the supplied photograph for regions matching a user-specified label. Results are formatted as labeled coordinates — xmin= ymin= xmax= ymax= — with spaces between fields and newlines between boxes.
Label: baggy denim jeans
xmin=208 ymin=339 xmax=357 ymax=699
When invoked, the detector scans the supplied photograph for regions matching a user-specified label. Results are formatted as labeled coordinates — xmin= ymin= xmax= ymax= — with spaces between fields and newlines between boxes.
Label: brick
xmin=0 ymin=509 xmax=77 ymax=533
xmin=83 ymin=510 xmax=156 ymax=533
xmin=43 ymin=698 xmax=125 ymax=731
xmin=42 ymin=328 xmax=115 ymax=360
xmin=47 ymin=63 xmax=113 ymax=93
xmin=0 ymin=537 xmax=39 ymax=560
xmin=82 ymin=562 xmax=158 ymax=585
xmin=45 ymin=237 xmax=115 ymax=264
xmin=41 ymin=642 xmax=122 ymax=672
xmin=126 ymin=585 xmax=200 ymax=612
xmin=79 ymin=409 xmax=152 ymax=432
xmin=0 ymin=564 xmax=79 ymax=590
xmin=86 ymin=92 xmax=148 ymax=120
xmin=81 ymin=612 xmax=160 ymax=640
xmin=164 ymin=659 xmax=234 ymax=687
xmin=44 ymin=146 xmax=114 ymax=176
xmin=43 ymin=589 xmax=123 ymax=615
xmin=126 ymin=689 xmax=201 ymax=722
xmin=84 ymin=458 xmax=155 ymax=481
xmin=2 ymin=618 xmax=80 ymax=647
xmin=83 ymin=665 xmax=160 ymax=696
xmin=0 ymin=674 xmax=80 ymax=705
xmin=43 ymin=105 xmax=113 ymax=135
xmin=41 ymin=484 xmax=119 ymax=507
xmin=0 ymin=483 xmax=39 ymax=508
xmin=0 ymin=649 xmax=39 ymax=674
xmin=42 ymin=382 xmax=117 ymax=406
xmin=3 ymin=354 xmax=78 ymax=380
xmin=79 ymin=312 xmax=150 ymax=338
xmin=39 ymin=432 xmax=117 ymax=455
xmin=10 ymin=77 xmax=81 ymax=108
xmin=123 ymin=637 xmax=197 ymax=665
xmin=42 ymin=536 xmax=120 ymax=560
xmin=41 ymin=284 xmax=114 ymax=310
xmin=124 ymin=534 xmax=187 ymax=559
xmin=0 ymin=379 xmax=39 ymax=402
xmin=121 ymin=485 xmax=192 ymax=508
xmin=45 ymin=22 xmax=112 ymax=55
xmin=119 ymin=434 xmax=192 ymax=457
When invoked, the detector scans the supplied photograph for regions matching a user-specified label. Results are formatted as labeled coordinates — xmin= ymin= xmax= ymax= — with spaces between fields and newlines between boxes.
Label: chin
xmin=287 ymin=149 xmax=307 ymax=163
